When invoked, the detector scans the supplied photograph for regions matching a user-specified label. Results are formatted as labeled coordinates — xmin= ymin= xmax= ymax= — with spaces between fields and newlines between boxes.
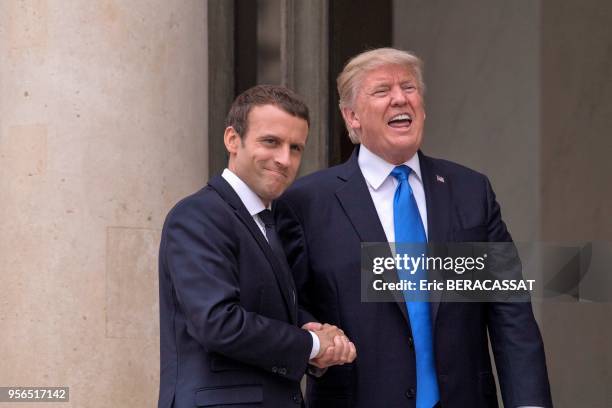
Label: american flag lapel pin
xmin=436 ymin=175 xmax=445 ymax=183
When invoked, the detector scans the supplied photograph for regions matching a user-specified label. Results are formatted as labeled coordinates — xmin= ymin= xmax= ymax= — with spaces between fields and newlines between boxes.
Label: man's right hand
xmin=303 ymin=322 xmax=357 ymax=369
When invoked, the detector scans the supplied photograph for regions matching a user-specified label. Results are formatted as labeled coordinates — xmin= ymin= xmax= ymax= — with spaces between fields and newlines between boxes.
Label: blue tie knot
xmin=391 ymin=165 xmax=411 ymax=182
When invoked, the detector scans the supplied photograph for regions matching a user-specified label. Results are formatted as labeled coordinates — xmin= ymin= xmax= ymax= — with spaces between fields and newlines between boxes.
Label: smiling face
xmin=341 ymin=64 xmax=425 ymax=164
xmin=225 ymin=104 xmax=308 ymax=206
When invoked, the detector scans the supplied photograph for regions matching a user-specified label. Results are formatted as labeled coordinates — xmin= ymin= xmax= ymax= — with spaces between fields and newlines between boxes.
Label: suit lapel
xmin=334 ymin=149 xmax=410 ymax=324
xmin=208 ymin=175 xmax=297 ymax=324
xmin=419 ymin=151 xmax=452 ymax=333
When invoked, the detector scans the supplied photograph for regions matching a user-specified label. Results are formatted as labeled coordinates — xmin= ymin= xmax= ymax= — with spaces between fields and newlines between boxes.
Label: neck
xmin=363 ymin=145 xmax=417 ymax=165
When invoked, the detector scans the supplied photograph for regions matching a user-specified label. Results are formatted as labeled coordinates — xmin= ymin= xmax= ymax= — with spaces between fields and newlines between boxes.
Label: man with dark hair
xmin=276 ymin=49 xmax=552 ymax=407
xmin=158 ymin=85 xmax=356 ymax=408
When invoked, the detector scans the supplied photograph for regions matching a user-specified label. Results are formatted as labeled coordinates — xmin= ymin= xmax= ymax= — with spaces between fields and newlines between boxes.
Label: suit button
xmin=405 ymin=388 xmax=416 ymax=399
xmin=272 ymin=366 xmax=278 ymax=373
xmin=291 ymin=394 xmax=301 ymax=404
xmin=408 ymin=337 xmax=414 ymax=348
xmin=279 ymin=367 xmax=287 ymax=375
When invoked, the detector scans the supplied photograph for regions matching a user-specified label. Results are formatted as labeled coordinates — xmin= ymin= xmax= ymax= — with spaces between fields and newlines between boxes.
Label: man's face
xmin=225 ymin=104 xmax=308 ymax=206
xmin=342 ymin=64 xmax=425 ymax=164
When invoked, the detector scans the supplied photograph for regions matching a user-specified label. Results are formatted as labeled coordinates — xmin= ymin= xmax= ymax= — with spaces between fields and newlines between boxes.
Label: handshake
xmin=303 ymin=322 xmax=357 ymax=369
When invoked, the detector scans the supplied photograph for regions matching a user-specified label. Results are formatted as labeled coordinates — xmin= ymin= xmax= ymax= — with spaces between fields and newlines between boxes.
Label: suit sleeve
xmin=161 ymin=197 xmax=312 ymax=382
xmin=482 ymin=177 xmax=553 ymax=407
xmin=274 ymin=197 xmax=318 ymax=326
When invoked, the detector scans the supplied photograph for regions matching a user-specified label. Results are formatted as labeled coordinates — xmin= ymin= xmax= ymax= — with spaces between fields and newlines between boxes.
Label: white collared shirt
xmin=222 ymin=168 xmax=268 ymax=239
xmin=357 ymin=144 xmax=428 ymax=242
xmin=221 ymin=168 xmax=320 ymax=359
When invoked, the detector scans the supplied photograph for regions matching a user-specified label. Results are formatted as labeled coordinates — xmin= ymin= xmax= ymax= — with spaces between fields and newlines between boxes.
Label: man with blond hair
xmin=276 ymin=49 xmax=552 ymax=407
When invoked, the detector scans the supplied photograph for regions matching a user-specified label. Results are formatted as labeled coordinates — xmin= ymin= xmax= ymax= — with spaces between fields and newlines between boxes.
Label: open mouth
xmin=387 ymin=113 xmax=412 ymax=128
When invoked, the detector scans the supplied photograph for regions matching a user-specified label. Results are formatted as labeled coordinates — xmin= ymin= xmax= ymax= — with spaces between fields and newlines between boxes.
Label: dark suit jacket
xmin=158 ymin=175 xmax=312 ymax=408
xmin=275 ymin=148 xmax=552 ymax=408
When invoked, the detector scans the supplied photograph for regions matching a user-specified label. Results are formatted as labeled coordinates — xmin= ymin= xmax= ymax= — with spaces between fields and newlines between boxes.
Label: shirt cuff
xmin=308 ymin=331 xmax=320 ymax=360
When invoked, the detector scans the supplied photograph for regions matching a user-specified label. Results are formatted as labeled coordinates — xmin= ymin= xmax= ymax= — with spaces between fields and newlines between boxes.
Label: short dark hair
xmin=225 ymin=84 xmax=310 ymax=138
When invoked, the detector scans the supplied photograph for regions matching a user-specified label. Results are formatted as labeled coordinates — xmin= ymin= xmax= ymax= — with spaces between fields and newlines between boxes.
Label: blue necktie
xmin=391 ymin=165 xmax=439 ymax=408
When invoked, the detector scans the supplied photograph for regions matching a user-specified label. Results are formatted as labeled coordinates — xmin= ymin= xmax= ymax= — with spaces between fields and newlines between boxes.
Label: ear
xmin=341 ymin=106 xmax=361 ymax=132
xmin=223 ymin=126 xmax=241 ymax=155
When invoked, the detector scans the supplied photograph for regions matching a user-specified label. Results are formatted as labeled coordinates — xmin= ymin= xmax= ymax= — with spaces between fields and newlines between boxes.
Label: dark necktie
xmin=258 ymin=209 xmax=297 ymax=311
xmin=258 ymin=209 xmax=288 ymax=265
xmin=391 ymin=165 xmax=439 ymax=408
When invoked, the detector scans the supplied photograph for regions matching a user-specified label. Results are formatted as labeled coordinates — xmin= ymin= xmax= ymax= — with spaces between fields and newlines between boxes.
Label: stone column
xmin=0 ymin=1 xmax=207 ymax=406
xmin=281 ymin=0 xmax=329 ymax=175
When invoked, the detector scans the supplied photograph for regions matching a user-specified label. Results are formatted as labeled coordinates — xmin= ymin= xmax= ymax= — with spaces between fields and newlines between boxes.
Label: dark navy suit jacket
xmin=275 ymin=148 xmax=552 ymax=408
xmin=158 ymin=175 xmax=312 ymax=408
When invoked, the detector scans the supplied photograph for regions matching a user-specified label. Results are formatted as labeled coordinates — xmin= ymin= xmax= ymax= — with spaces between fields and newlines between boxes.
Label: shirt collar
xmin=357 ymin=144 xmax=422 ymax=190
xmin=221 ymin=168 xmax=268 ymax=216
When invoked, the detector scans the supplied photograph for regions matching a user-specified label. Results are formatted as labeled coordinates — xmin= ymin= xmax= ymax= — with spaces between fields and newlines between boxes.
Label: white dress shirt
xmin=221 ymin=169 xmax=320 ymax=359
xmin=357 ymin=145 xmax=428 ymax=241
xmin=222 ymin=168 xmax=268 ymax=237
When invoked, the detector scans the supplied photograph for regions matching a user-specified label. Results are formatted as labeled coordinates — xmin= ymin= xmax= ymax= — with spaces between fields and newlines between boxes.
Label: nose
xmin=274 ymin=144 xmax=291 ymax=169
xmin=390 ymin=86 xmax=407 ymax=106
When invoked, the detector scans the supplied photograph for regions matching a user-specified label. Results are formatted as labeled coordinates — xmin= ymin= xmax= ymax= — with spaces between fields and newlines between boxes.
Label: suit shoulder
xmin=163 ymin=185 xmax=230 ymax=228
xmin=424 ymin=154 xmax=489 ymax=184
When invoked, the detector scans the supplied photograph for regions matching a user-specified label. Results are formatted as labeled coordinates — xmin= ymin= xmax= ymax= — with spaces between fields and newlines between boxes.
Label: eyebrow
xmin=370 ymin=77 xmax=415 ymax=86
xmin=368 ymin=79 xmax=391 ymax=87
xmin=257 ymin=135 xmax=304 ymax=149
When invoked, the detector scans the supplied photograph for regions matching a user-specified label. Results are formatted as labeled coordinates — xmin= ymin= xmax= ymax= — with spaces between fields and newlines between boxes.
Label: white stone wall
xmin=0 ymin=1 xmax=208 ymax=406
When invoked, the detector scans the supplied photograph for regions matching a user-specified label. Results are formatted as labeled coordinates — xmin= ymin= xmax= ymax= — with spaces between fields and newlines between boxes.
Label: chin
xmin=385 ymin=139 xmax=416 ymax=151
xmin=395 ymin=136 xmax=420 ymax=150
xmin=265 ymin=187 xmax=284 ymax=201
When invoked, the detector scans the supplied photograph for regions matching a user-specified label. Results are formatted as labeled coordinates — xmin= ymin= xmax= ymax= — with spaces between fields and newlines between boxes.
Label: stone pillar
xmin=281 ymin=0 xmax=329 ymax=175
xmin=0 ymin=1 xmax=207 ymax=406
